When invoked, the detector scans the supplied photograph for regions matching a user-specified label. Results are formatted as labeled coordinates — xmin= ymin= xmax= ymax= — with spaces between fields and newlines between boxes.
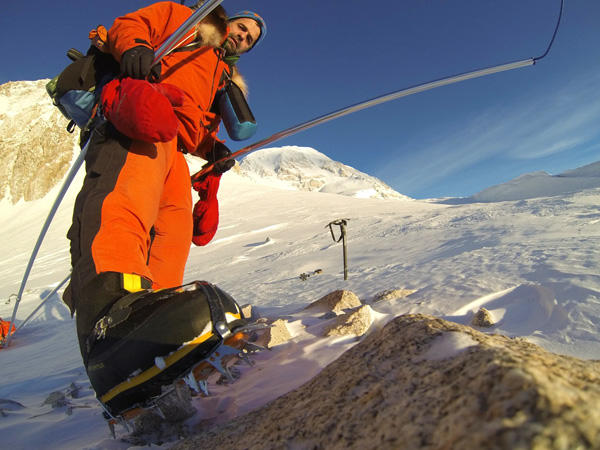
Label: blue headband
xmin=228 ymin=11 xmax=267 ymax=49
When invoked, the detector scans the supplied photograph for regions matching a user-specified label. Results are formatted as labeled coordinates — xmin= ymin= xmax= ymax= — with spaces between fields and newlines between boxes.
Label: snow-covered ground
xmin=1 ymin=147 xmax=599 ymax=449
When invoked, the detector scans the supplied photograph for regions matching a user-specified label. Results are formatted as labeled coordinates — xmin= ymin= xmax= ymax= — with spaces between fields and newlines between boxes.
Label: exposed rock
xmin=371 ymin=288 xmax=416 ymax=303
xmin=0 ymin=80 xmax=78 ymax=203
xmin=240 ymin=304 xmax=253 ymax=321
xmin=173 ymin=314 xmax=600 ymax=450
xmin=304 ymin=290 xmax=362 ymax=313
xmin=324 ymin=305 xmax=373 ymax=337
xmin=255 ymin=319 xmax=292 ymax=348
xmin=471 ymin=307 xmax=495 ymax=328
xmin=299 ymin=269 xmax=323 ymax=281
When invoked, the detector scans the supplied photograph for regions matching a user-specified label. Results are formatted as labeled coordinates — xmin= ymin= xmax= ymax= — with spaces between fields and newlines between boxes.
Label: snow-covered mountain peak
xmin=238 ymin=146 xmax=411 ymax=200
xmin=240 ymin=146 xmax=333 ymax=173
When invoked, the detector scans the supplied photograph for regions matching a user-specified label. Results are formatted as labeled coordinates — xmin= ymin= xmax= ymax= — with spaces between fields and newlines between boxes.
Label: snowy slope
xmin=1 ymin=80 xmax=600 ymax=449
xmin=2 ymin=161 xmax=600 ymax=448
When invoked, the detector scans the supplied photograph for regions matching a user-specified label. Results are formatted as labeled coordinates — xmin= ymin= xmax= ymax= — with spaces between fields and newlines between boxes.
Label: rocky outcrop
xmin=0 ymin=80 xmax=77 ymax=203
xmin=371 ymin=288 xmax=416 ymax=303
xmin=255 ymin=319 xmax=293 ymax=348
xmin=173 ymin=314 xmax=600 ymax=450
xmin=324 ymin=304 xmax=373 ymax=337
xmin=471 ymin=307 xmax=495 ymax=327
xmin=304 ymin=290 xmax=362 ymax=314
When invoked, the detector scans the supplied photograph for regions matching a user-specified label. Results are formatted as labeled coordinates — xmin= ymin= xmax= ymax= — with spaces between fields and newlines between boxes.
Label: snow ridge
xmin=445 ymin=160 xmax=600 ymax=203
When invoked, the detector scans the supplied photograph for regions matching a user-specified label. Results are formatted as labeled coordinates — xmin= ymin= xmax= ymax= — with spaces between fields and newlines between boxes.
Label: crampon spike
xmin=206 ymin=344 xmax=241 ymax=382
xmin=198 ymin=380 xmax=209 ymax=396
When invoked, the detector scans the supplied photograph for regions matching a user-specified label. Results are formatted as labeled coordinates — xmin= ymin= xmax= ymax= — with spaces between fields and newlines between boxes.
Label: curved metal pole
xmin=4 ymin=141 xmax=89 ymax=347
xmin=194 ymin=58 xmax=535 ymax=180
xmin=153 ymin=0 xmax=224 ymax=64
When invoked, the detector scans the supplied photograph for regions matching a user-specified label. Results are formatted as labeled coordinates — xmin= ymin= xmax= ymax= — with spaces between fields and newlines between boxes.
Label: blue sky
xmin=2 ymin=0 xmax=599 ymax=198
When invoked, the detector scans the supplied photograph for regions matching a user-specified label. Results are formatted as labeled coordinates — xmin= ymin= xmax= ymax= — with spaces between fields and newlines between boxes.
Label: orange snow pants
xmin=64 ymin=123 xmax=192 ymax=314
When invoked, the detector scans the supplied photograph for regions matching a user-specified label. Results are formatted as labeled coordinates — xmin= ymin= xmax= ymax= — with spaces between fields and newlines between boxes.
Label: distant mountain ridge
xmin=238 ymin=146 xmax=411 ymax=200
xmin=469 ymin=161 xmax=600 ymax=202
xmin=0 ymin=80 xmax=408 ymax=203
xmin=4 ymin=79 xmax=598 ymax=205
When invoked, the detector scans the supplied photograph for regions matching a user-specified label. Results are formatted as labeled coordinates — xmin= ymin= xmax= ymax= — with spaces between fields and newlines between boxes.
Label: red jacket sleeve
xmin=108 ymin=2 xmax=193 ymax=60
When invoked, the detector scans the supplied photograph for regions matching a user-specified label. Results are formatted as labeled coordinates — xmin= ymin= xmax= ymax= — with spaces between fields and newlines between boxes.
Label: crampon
xmin=103 ymin=322 xmax=268 ymax=443
xmin=81 ymin=281 xmax=267 ymax=442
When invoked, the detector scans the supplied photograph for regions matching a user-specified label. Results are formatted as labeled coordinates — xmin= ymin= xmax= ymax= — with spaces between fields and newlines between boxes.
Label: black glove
xmin=120 ymin=45 xmax=161 ymax=80
xmin=207 ymin=141 xmax=235 ymax=174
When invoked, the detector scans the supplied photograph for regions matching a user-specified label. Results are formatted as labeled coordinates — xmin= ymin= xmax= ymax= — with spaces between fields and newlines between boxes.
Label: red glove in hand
xmin=192 ymin=172 xmax=222 ymax=246
xmin=100 ymin=78 xmax=184 ymax=142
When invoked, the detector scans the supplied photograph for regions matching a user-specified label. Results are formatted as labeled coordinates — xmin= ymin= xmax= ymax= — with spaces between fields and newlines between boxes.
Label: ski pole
xmin=4 ymin=0 xmax=224 ymax=348
xmin=327 ymin=219 xmax=349 ymax=280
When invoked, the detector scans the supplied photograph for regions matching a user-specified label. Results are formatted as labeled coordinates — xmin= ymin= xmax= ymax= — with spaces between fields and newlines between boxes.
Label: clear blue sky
xmin=2 ymin=0 xmax=599 ymax=198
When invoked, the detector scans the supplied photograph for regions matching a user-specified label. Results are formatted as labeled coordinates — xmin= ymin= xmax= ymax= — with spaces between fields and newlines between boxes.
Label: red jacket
xmin=108 ymin=1 xmax=229 ymax=156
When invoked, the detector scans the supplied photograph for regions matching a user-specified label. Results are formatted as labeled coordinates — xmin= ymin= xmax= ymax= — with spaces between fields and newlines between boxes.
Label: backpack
xmin=47 ymin=25 xmax=257 ymax=143
xmin=46 ymin=27 xmax=119 ymax=134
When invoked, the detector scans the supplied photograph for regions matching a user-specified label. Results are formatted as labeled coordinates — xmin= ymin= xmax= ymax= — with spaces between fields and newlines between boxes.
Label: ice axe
xmin=327 ymin=219 xmax=350 ymax=281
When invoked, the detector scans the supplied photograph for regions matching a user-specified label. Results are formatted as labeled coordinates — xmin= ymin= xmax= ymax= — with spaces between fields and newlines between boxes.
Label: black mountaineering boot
xmin=75 ymin=272 xmax=153 ymax=365
xmin=77 ymin=276 xmax=247 ymax=417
